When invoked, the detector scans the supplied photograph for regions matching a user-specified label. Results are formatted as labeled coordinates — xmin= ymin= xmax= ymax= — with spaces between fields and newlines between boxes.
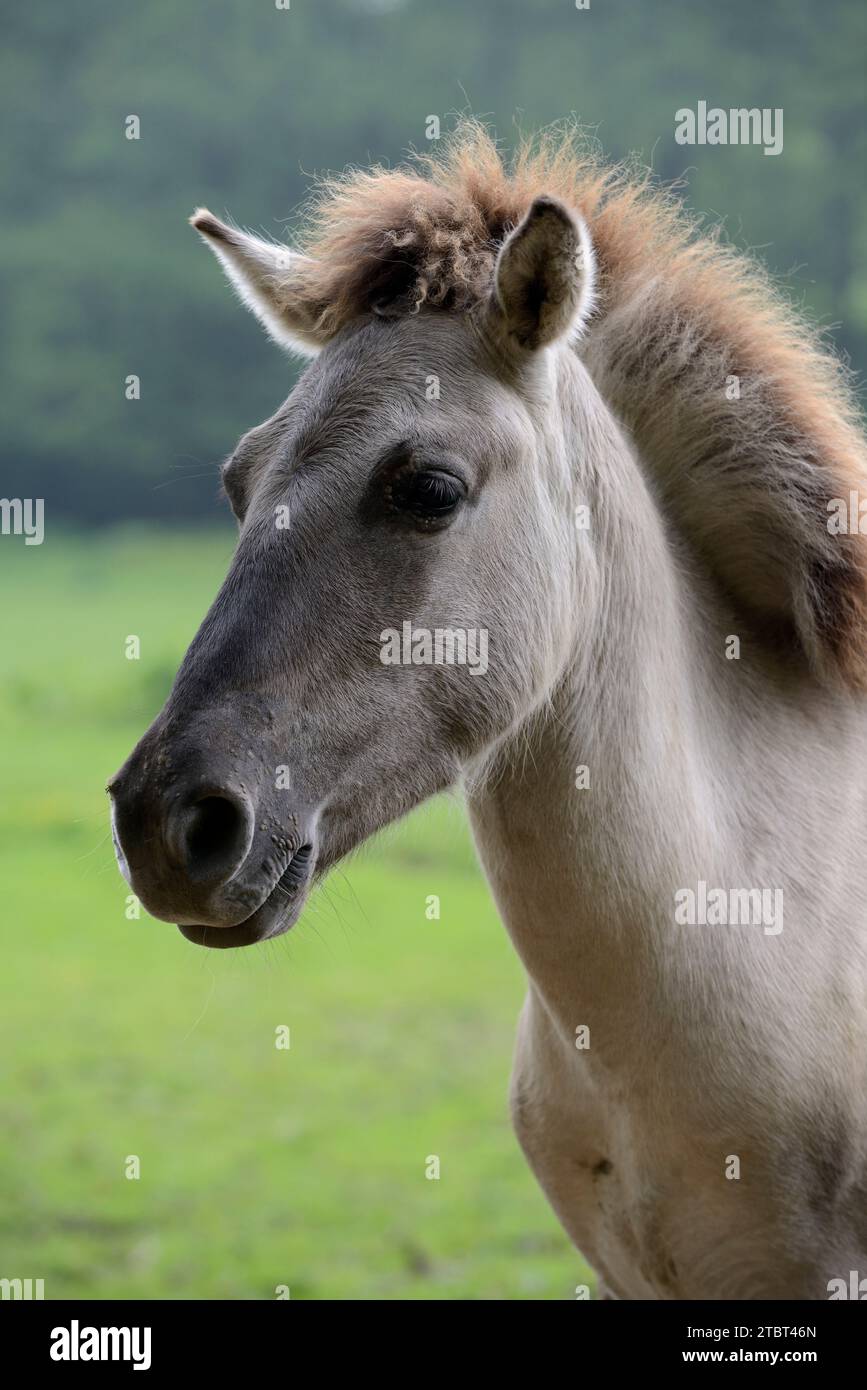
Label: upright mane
xmin=291 ymin=121 xmax=867 ymax=688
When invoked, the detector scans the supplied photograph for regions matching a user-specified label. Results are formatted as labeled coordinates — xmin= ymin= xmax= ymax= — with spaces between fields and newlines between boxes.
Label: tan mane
xmin=291 ymin=120 xmax=867 ymax=687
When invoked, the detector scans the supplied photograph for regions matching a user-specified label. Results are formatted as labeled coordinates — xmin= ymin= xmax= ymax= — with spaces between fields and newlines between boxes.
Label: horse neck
xmin=466 ymin=377 xmax=724 ymax=1031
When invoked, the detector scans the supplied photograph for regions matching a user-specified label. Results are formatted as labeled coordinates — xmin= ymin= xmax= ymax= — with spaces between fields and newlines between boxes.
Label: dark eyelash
xmin=387 ymin=467 xmax=466 ymax=522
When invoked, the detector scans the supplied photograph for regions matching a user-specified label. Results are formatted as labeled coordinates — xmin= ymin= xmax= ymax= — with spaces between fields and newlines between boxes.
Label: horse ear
xmin=190 ymin=209 xmax=326 ymax=357
xmin=492 ymin=195 xmax=596 ymax=350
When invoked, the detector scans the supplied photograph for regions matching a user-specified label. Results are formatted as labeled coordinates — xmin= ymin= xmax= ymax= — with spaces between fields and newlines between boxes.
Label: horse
xmin=109 ymin=123 xmax=867 ymax=1299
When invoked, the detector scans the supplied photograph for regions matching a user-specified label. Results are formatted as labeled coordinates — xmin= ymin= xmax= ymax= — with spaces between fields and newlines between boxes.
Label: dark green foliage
xmin=2 ymin=0 xmax=864 ymax=522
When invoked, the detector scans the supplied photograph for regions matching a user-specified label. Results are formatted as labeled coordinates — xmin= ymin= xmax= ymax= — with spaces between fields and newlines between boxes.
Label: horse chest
xmin=509 ymin=988 xmax=805 ymax=1298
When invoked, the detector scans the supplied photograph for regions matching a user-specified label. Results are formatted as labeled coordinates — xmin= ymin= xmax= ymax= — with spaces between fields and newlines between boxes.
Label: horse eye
xmin=390 ymin=469 xmax=465 ymax=521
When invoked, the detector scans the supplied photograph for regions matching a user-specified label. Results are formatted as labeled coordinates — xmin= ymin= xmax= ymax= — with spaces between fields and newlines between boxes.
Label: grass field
xmin=0 ymin=528 xmax=592 ymax=1300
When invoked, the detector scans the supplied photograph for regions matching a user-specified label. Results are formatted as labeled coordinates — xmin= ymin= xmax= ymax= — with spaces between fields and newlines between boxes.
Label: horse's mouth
xmin=177 ymin=843 xmax=316 ymax=950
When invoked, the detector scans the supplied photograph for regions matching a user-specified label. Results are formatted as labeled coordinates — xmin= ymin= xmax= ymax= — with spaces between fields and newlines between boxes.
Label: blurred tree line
xmin=1 ymin=0 xmax=865 ymax=523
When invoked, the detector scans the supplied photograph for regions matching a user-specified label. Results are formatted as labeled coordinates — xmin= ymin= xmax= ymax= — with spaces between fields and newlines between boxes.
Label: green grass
xmin=0 ymin=528 xmax=591 ymax=1300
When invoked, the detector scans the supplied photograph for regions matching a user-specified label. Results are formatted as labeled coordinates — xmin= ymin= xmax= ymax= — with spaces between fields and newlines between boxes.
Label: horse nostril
xmin=168 ymin=791 xmax=254 ymax=886
xmin=186 ymin=796 xmax=236 ymax=859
